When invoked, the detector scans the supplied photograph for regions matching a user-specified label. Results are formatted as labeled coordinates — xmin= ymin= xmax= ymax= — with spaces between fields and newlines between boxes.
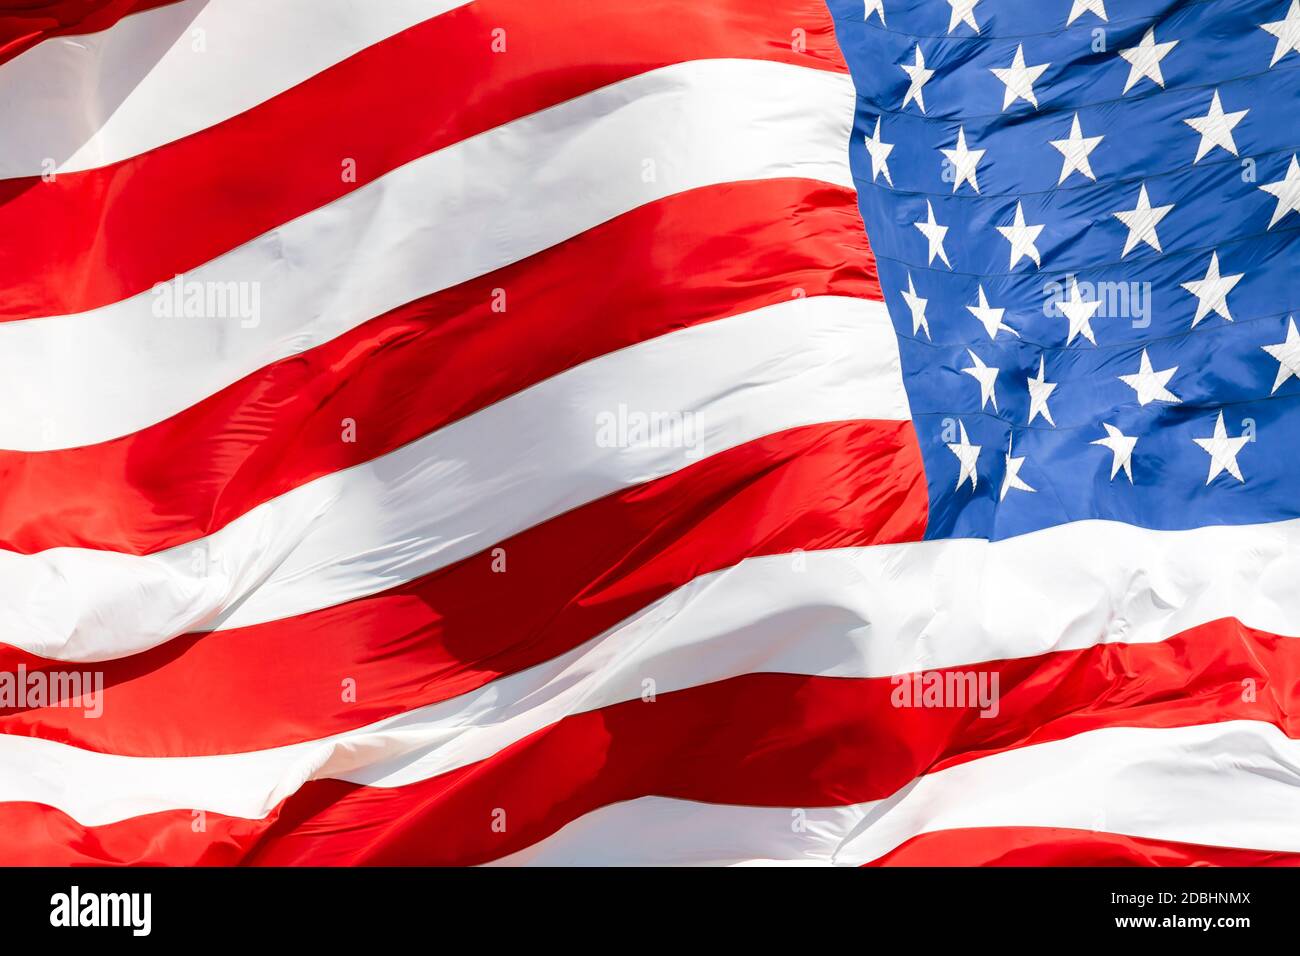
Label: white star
xmin=1092 ymin=423 xmax=1138 ymax=482
xmin=1049 ymin=112 xmax=1103 ymax=184
xmin=864 ymin=0 xmax=886 ymax=25
xmin=947 ymin=420 xmax=982 ymax=491
xmin=1119 ymin=348 xmax=1180 ymax=405
xmin=1067 ymin=0 xmax=1107 ymax=25
xmin=1001 ymin=436 xmax=1036 ymax=500
xmin=1026 ymin=355 xmax=1057 ymax=426
xmin=1262 ymin=0 xmax=1300 ymax=66
xmin=1057 ymin=276 xmax=1104 ymax=346
xmin=1180 ymin=251 xmax=1244 ymax=327
xmin=962 ymin=348 xmax=1000 ymax=411
xmin=1112 ymin=183 xmax=1173 ymax=257
xmin=946 ymin=0 xmax=981 ymax=33
xmin=967 ymin=285 xmax=1019 ymax=339
xmin=997 ymin=201 xmax=1045 ymax=270
xmin=1192 ymin=411 xmax=1250 ymax=484
xmin=864 ymin=116 xmax=895 ymax=187
xmin=1183 ymin=90 xmax=1248 ymax=162
xmin=914 ymin=200 xmax=952 ymax=268
xmin=941 ymin=126 xmax=985 ymax=193
xmin=1260 ymin=154 xmax=1300 ymax=228
xmin=901 ymin=273 xmax=931 ymax=339
xmin=1263 ymin=317 xmax=1300 ymax=393
xmin=991 ymin=44 xmax=1050 ymax=110
xmin=901 ymin=45 xmax=935 ymax=113
xmin=1119 ymin=27 xmax=1178 ymax=94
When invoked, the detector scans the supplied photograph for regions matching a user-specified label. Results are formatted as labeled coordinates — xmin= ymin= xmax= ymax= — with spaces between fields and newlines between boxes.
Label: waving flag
xmin=0 ymin=0 xmax=1296 ymax=866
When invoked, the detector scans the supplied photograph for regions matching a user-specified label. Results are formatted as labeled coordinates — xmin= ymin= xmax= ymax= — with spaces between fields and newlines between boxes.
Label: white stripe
xmin=0 ymin=524 xmax=1295 ymax=824
xmin=0 ymin=58 xmax=855 ymax=447
xmin=0 ymin=296 xmax=905 ymax=661
xmin=491 ymin=721 xmax=1300 ymax=865
xmin=839 ymin=516 xmax=1300 ymax=672
xmin=0 ymin=0 xmax=469 ymax=178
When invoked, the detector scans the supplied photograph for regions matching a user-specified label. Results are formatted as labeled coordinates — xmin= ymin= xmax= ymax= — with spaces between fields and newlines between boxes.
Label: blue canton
xmin=827 ymin=0 xmax=1300 ymax=540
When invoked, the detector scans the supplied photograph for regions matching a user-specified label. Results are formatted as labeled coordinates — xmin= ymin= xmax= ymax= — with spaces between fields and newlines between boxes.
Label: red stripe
xmin=1 ymin=617 xmax=1296 ymax=865
xmin=1 ymin=0 xmax=848 ymax=321
xmin=1 ymin=418 xmax=927 ymax=754
xmin=865 ymin=827 xmax=1300 ymax=867
xmin=0 ymin=179 xmax=878 ymax=555
xmin=0 ymin=0 xmax=178 ymax=66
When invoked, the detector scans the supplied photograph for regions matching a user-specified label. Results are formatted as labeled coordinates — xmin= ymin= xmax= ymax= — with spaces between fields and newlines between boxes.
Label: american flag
xmin=0 ymin=0 xmax=1295 ymax=866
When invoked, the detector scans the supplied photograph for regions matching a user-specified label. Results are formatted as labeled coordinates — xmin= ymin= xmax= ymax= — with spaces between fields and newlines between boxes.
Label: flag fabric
xmin=0 ymin=0 xmax=1295 ymax=866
